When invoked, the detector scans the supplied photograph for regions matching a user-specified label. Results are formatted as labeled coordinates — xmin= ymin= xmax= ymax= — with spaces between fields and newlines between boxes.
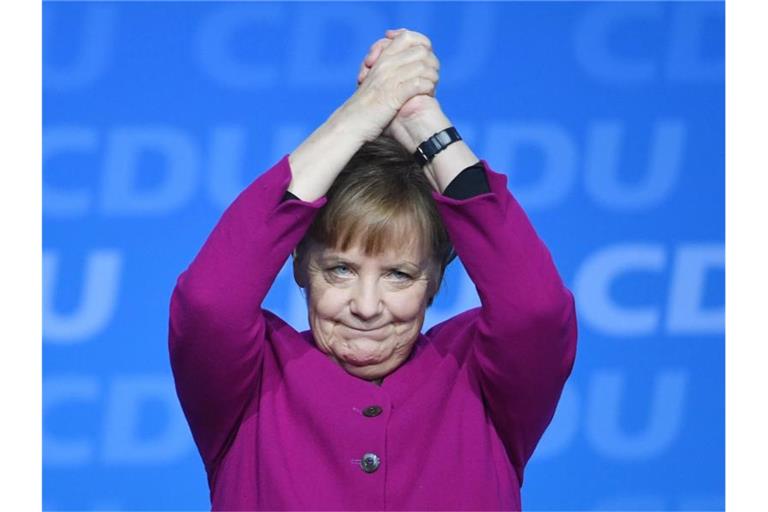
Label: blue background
xmin=42 ymin=1 xmax=724 ymax=510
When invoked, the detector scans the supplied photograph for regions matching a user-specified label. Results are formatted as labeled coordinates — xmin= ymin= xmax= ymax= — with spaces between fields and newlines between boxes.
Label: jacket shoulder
xmin=423 ymin=307 xmax=481 ymax=360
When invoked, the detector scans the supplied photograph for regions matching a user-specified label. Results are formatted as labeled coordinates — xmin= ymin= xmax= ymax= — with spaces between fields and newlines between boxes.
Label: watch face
xmin=436 ymin=130 xmax=453 ymax=146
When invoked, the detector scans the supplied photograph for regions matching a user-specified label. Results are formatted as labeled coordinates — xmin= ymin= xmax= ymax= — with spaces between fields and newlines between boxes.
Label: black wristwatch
xmin=414 ymin=127 xmax=462 ymax=166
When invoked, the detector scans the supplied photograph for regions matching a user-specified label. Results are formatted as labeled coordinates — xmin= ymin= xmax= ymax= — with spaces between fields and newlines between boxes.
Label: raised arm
xmin=168 ymin=30 xmax=441 ymax=474
xmin=428 ymin=111 xmax=576 ymax=483
xmin=167 ymin=157 xmax=326 ymax=474
xmin=431 ymin=155 xmax=578 ymax=484
xmin=364 ymin=33 xmax=577 ymax=483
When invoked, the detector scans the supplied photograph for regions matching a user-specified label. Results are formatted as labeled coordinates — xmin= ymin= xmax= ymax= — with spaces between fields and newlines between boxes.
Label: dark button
xmin=360 ymin=452 xmax=381 ymax=473
xmin=362 ymin=405 xmax=383 ymax=417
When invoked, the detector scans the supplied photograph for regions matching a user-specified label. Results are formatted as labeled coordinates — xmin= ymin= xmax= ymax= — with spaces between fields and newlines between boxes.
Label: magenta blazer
xmin=168 ymin=155 xmax=577 ymax=510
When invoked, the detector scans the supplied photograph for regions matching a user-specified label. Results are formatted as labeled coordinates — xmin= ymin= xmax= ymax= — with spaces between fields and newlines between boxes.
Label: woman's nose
xmin=349 ymin=281 xmax=383 ymax=319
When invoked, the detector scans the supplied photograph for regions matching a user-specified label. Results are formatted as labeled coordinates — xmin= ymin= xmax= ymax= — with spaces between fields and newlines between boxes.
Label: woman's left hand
xmin=358 ymin=29 xmax=480 ymax=193
xmin=358 ymin=29 xmax=447 ymax=153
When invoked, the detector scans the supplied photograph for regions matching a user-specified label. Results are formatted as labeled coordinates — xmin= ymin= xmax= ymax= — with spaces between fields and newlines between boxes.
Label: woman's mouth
xmin=341 ymin=323 xmax=391 ymax=343
xmin=347 ymin=325 xmax=385 ymax=332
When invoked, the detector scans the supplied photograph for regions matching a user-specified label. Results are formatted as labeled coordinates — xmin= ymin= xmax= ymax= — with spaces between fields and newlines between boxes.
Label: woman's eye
xmin=325 ymin=266 xmax=411 ymax=281
xmin=390 ymin=270 xmax=412 ymax=281
xmin=330 ymin=265 xmax=352 ymax=276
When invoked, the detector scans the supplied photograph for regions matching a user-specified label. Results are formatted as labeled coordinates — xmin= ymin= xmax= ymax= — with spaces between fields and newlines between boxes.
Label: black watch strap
xmin=414 ymin=127 xmax=462 ymax=166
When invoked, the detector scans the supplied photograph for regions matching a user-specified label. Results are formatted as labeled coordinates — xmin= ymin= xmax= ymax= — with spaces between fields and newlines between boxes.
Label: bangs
xmin=327 ymin=204 xmax=431 ymax=258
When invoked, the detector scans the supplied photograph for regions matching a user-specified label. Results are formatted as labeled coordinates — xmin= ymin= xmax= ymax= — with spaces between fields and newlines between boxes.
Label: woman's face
xmin=295 ymin=236 xmax=438 ymax=381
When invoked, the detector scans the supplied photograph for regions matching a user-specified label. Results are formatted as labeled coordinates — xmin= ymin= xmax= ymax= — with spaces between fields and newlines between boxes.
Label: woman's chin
xmin=339 ymin=338 xmax=389 ymax=365
xmin=341 ymin=361 xmax=388 ymax=380
xmin=325 ymin=337 xmax=409 ymax=380
xmin=341 ymin=350 xmax=386 ymax=368
xmin=337 ymin=351 xmax=392 ymax=379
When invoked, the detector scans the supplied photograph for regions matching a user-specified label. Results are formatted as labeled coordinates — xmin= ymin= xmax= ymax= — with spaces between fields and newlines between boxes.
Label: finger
xmin=363 ymin=44 xmax=437 ymax=90
xmin=422 ymin=65 xmax=440 ymax=85
xmin=422 ymin=50 xmax=439 ymax=72
xmin=387 ymin=31 xmax=431 ymax=53
xmin=380 ymin=29 xmax=432 ymax=58
xmin=399 ymin=29 xmax=432 ymax=49
xmin=385 ymin=28 xmax=407 ymax=39
xmin=357 ymin=60 xmax=369 ymax=85
xmin=359 ymin=38 xmax=392 ymax=85
xmin=398 ymin=76 xmax=437 ymax=106
xmin=395 ymin=61 xmax=439 ymax=98
xmin=365 ymin=38 xmax=391 ymax=67
xmin=387 ymin=43 xmax=437 ymax=70
xmin=396 ymin=58 xmax=438 ymax=81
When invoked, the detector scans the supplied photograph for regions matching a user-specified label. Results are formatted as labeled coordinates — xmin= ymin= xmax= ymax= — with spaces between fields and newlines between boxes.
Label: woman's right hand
xmin=344 ymin=29 xmax=440 ymax=142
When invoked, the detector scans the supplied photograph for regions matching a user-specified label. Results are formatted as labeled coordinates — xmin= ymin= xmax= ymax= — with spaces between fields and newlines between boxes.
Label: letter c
xmin=574 ymin=244 xmax=666 ymax=336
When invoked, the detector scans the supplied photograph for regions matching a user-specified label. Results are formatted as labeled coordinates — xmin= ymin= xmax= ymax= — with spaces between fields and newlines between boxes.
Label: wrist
xmin=288 ymin=102 xmax=373 ymax=201
xmin=398 ymin=109 xmax=453 ymax=153
xmin=329 ymin=100 xmax=380 ymax=145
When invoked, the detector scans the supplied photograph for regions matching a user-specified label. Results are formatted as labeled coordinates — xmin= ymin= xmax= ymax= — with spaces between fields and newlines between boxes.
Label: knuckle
xmin=400 ymin=77 xmax=416 ymax=91
xmin=405 ymin=31 xmax=422 ymax=45
xmin=413 ymin=31 xmax=432 ymax=47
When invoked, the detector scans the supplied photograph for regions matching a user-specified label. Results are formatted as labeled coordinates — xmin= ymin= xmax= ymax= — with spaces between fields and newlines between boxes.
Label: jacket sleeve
xmin=167 ymin=155 xmax=327 ymax=473
xmin=431 ymin=160 xmax=578 ymax=485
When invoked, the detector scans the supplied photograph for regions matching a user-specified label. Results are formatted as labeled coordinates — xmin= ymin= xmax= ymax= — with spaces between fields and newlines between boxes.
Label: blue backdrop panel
xmin=43 ymin=2 xmax=724 ymax=510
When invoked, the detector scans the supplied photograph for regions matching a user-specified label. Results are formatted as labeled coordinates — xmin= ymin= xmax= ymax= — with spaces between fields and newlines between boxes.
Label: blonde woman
xmin=169 ymin=29 xmax=577 ymax=510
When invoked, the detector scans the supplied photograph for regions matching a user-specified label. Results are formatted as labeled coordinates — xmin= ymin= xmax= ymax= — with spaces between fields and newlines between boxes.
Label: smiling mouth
xmin=347 ymin=325 xmax=386 ymax=332
xmin=343 ymin=324 xmax=387 ymax=333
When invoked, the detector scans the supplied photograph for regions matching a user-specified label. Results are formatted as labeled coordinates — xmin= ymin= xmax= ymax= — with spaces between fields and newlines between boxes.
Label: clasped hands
xmin=348 ymin=29 xmax=449 ymax=155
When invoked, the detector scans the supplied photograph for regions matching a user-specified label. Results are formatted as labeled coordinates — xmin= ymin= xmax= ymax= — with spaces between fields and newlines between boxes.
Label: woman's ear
xmin=426 ymin=264 xmax=445 ymax=307
xmin=292 ymin=249 xmax=308 ymax=288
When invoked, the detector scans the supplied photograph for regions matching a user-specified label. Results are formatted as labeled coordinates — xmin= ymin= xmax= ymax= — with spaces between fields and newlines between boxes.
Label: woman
xmin=169 ymin=29 xmax=577 ymax=510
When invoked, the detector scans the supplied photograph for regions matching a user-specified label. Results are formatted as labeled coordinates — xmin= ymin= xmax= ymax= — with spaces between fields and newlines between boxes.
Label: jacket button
xmin=362 ymin=405 xmax=383 ymax=417
xmin=360 ymin=452 xmax=381 ymax=473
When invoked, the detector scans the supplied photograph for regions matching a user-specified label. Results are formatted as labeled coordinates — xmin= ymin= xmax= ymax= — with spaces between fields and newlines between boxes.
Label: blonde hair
xmin=295 ymin=135 xmax=455 ymax=306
